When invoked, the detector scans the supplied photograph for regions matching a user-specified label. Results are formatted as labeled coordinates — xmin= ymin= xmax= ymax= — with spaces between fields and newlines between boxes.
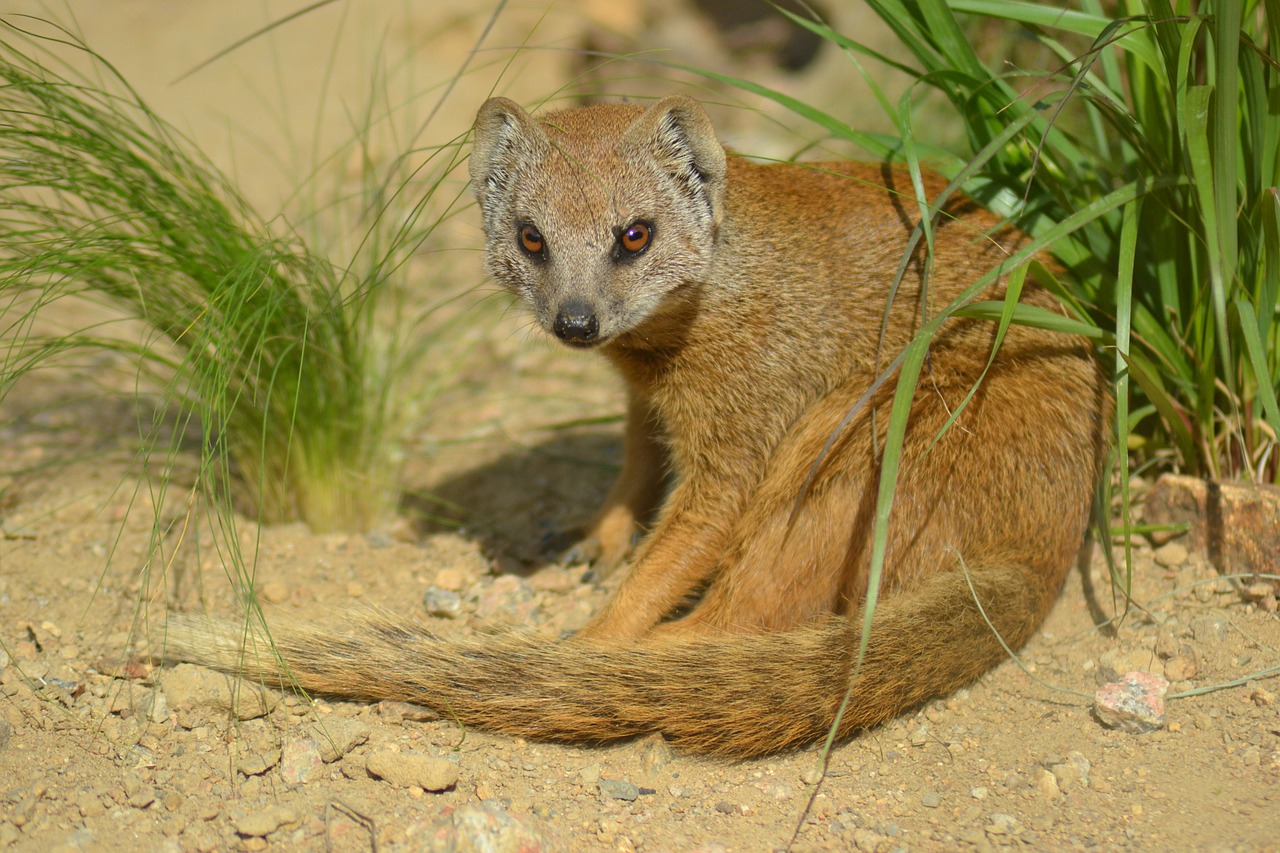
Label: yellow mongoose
xmin=167 ymin=96 xmax=1110 ymax=757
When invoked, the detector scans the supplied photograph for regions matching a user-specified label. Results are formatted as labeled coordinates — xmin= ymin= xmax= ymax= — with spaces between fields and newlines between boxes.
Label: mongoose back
xmin=166 ymin=96 xmax=1110 ymax=757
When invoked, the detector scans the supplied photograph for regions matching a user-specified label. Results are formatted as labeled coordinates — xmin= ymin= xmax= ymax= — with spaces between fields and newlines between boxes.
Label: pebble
xmin=76 ymin=791 xmax=105 ymax=818
xmin=1033 ymin=768 xmax=1061 ymax=799
xmin=237 ymin=747 xmax=281 ymax=777
xmin=577 ymin=762 xmax=602 ymax=786
xmin=473 ymin=576 xmax=538 ymax=622
xmin=1152 ymin=541 xmax=1188 ymax=567
xmin=424 ymin=587 xmax=464 ymax=619
xmin=259 ymin=581 xmax=290 ymax=605
xmin=599 ymin=780 xmax=640 ymax=802
xmin=434 ymin=568 xmax=466 ymax=592
xmin=306 ymin=719 xmax=370 ymax=763
xmin=233 ymin=805 xmax=298 ymax=837
xmin=920 ymin=791 xmax=942 ymax=808
xmin=376 ymin=700 xmax=438 ymax=723
xmin=1193 ymin=614 xmax=1230 ymax=643
xmin=1163 ymin=654 xmax=1198 ymax=681
xmin=1049 ymin=752 xmax=1091 ymax=792
xmin=420 ymin=801 xmax=554 ymax=853
xmin=161 ymin=664 xmax=278 ymax=721
xmin=279 ymin=739 xmax=324 ymax=785
xmin=1094 ymin=671 xmax=1169 ymax=732
xmin=853 ymin=828 xmax=886 ymax=852
xmin=1096 ymin=648 xmax=1155 ymax=684
xmin=985 ymin=813 xmax=1021 ymax=836
xmin=365 ymin=751 xmax=459 ymax=791
xmin=638 ymin=733 xmax=675 ymax=780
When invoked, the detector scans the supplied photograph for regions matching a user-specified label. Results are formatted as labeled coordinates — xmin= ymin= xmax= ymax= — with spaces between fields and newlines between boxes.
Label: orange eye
xmin=619 ymin=222 xmax=651 ymax=254
xmin=519 ymin=224 xmax=545 ymax=256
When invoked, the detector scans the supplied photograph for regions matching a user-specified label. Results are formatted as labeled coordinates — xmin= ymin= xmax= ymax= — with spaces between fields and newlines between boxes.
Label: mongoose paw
xmin=539 ymin=523 xmax=635 ymax=579
xmin=539 ymin=524 xmax=600 ymax=563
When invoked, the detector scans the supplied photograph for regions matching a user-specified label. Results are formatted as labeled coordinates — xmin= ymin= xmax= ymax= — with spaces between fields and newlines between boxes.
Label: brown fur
xmin=165 ymin=96 xmax=1110 ymax=757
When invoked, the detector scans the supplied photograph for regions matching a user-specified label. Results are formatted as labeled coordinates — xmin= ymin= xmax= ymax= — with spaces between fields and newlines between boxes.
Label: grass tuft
xmin=0 ymin=17 xmax=468 ymax=534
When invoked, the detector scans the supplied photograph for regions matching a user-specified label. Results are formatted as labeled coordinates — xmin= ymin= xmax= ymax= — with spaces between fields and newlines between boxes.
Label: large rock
xmin=1143 ymin=475 xmax=1280 ymax=577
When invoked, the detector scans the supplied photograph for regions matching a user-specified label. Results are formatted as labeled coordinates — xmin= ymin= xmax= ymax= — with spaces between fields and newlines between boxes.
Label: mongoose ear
xmin=625 ymin=96 xmax=727 ymax=226
xmin=469 ymin=97 xmax=543 ymax=205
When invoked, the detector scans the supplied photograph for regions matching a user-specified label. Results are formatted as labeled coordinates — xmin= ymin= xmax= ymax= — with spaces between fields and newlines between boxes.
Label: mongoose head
xmin=469 ymin=96 xmax=727 ymax=349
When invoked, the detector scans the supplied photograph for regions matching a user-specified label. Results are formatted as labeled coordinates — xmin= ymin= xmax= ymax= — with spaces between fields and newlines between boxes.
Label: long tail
xmin=163 ymin=561 xmax=1050 ymax=758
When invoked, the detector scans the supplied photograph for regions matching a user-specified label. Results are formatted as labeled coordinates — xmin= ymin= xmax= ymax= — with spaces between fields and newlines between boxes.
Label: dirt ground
xmin=2 ymin=3 xmax=1279 ymax=852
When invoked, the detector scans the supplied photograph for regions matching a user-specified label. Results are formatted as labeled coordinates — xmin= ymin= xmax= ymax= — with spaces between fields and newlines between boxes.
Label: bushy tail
xmin=164 ymin=560 xmax=1051 ymax=757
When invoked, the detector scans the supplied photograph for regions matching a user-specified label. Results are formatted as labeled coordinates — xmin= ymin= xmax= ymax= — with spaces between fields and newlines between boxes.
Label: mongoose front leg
xmin=575 ymin=477 xmax=740 ymax=640
xmin=557 ymin=391 xmax=668 ymax=575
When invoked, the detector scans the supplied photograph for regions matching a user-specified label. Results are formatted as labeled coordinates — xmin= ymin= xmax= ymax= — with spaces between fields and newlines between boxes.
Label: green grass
xmin=809 ymin=0 xmax=1279 ymax=485
xmin=0 ymin=17 xmax=469 ymax=537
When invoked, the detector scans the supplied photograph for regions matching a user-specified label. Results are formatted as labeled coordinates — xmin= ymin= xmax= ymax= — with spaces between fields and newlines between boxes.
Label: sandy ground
xmin=2 ymin=3 xmax=1279 ymax=851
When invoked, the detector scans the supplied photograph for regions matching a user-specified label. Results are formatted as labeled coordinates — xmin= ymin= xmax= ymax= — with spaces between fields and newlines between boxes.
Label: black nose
xmin=552 ymin=301 xmax=600 ymax=344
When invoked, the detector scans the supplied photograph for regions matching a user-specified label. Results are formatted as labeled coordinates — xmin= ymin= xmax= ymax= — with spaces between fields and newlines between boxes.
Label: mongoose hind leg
xmin=661 ymin=340 xmax=1103 ymax=640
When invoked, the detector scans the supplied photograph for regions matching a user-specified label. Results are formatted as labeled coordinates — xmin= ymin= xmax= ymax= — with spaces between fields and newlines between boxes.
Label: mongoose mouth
xmin=556 ymin=335 xmax=610 ymax=350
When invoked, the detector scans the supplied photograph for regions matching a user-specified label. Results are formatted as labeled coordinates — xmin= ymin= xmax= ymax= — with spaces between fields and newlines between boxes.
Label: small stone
xmin=921 ymin=791 xmax=942 ymax=808
xmin=76 ymin=791 xmax=105 ymax=818
xmin=161 ymin=664 xmax=278 ymax=721
xmin=714 ymin=801 xmax=737 ymax=815
xmin=1094 ymin=671 xmax=1169 ymax=732
xmin=638 ymin=733 xmax=675 ymax=781
xmin=140 ymin=691 xmax=169 ymax=724
xmin=986 ymin=813 xmax=1020 ymax=836
xmin=853 ymin=828 xmax=886 ymax=852
xmin=376 ymin=700 xmax=438 ymax=723
xmin=306 ymin=719 xmax=370 ymax=763
xmin=279 ymin=739 xmax=324 ymax=784
xmin=237 ymin=747 xmax=281 ymax=777
xmin=1152 ymin=541 xmax=1188 ymax=567
xmin=127 ymin=786 xmax=156 ymax=809
xmin=1251 ymin=686 xmax=1276 ymax=707
xmin=423 ymin=587 xmax=463 ymax=619
xmin=233 ymin=806 xmax=298 ymax=837
xmin=417 ymin=801 xmax=553 ymax=852
xmin=970 ymin=786 xmax=988 ymax=800
xmin=577 ymin=763 xmax=602 ymax=786
xmin=1163 ymin=654 xmax=1197 ymax=681
xmin=1034 ymin=768 xmax=1061 ymax=799
xmin=259 ymin=581 xmax=290 ymax=605
xmin=1097 ymin=649 xmax=1155 ymax=683
xmin=365 ymin=751 xmax=459 ymax=791
xmin=1193 ymin=615 xmax=1230 ymax=643
xmin=909 ymin=726 xmax=930 ymax=747
xmin=599 ymin=779 xmax=640 ymax=802
xmin=1049 ymin=752 xmax=1091 ymax=792
xmin=434 ymin=568 xmax=465 ymax=592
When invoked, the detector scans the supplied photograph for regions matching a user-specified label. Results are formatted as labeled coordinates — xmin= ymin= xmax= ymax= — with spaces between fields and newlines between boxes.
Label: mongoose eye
xmin=618 ymin=222 xmax=652 ymax=255
xmin=518 ymin=224 xmax=545 ymax=257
